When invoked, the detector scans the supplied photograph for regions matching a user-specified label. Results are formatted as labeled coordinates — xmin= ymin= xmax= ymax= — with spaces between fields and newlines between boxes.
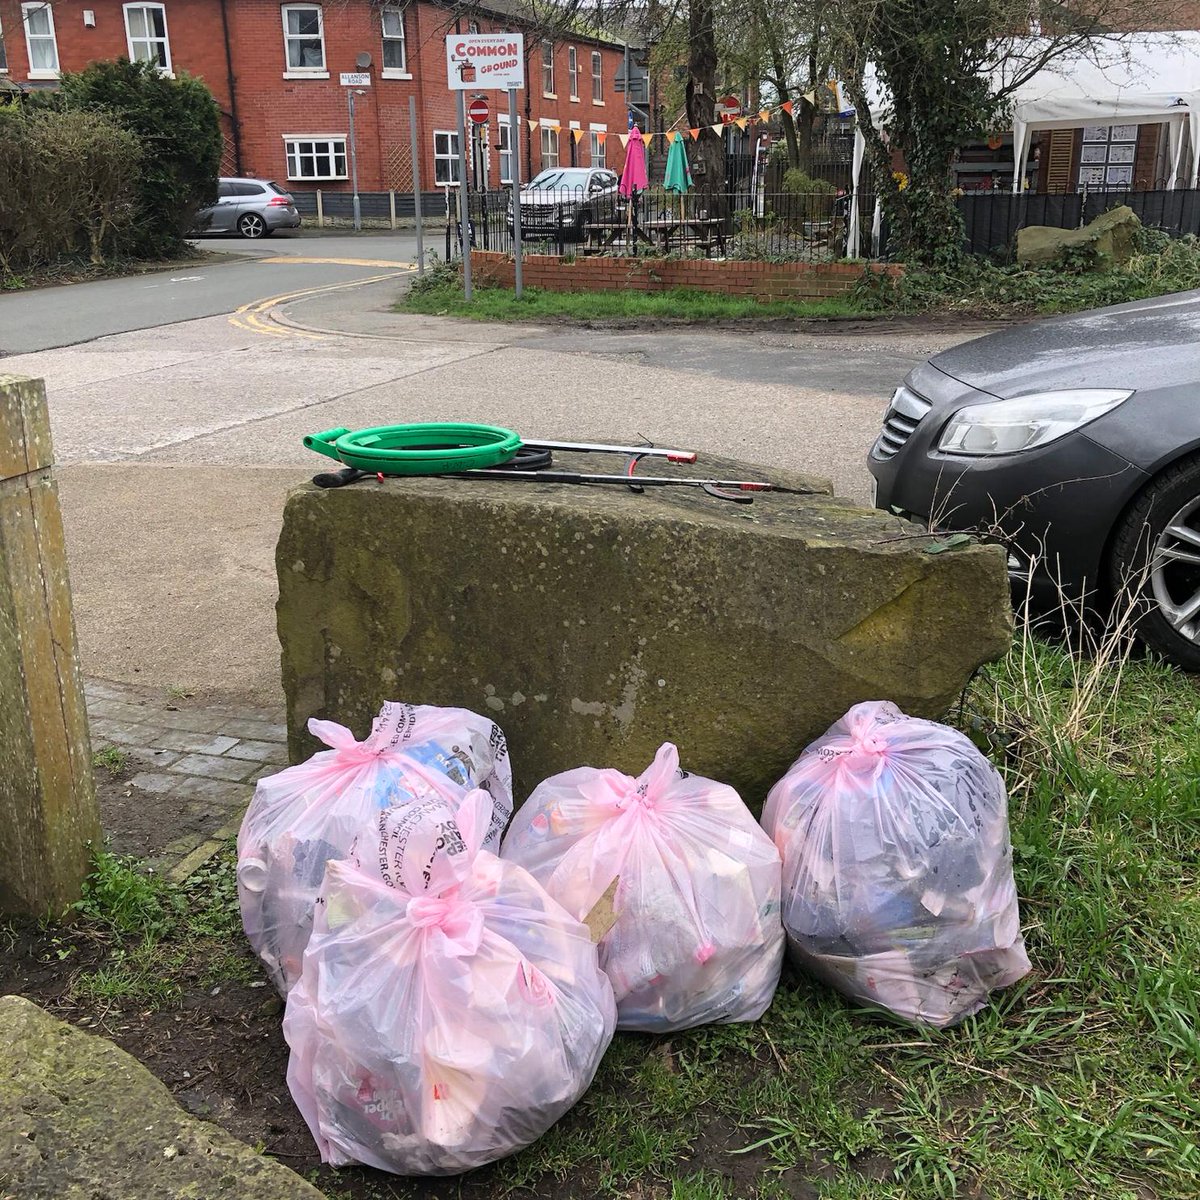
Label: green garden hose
xmin=304 ymin=422 xmax=523 ymax=475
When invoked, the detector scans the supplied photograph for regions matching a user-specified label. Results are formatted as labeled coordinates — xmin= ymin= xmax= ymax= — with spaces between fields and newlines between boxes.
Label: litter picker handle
xmin=522 ymin=439 xmax=697 ymax=463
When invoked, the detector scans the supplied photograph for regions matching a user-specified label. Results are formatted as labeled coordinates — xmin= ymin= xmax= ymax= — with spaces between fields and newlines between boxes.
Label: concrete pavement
xmin=3 ymin=256 xmax=987 ymax=709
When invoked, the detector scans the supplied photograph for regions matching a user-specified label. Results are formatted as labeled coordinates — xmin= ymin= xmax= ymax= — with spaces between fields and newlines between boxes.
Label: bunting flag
xmin=689 ymin=127 xmax=700 ymax=140
xmin=758 ymin=109 xmax=770 ymax=123
xmin=572 ymin=128 xmax=585 ymax=143
xmin=528 ymin=119 xmax=539 ymax=131
xmin=665 ymin=130 xmax=679 ymax=144
xmin=781 ymin=100 xmax=794 ymax=115
xmin=709 ymin=123 xmax=723 ymax=134
xmin=803 ymin=91 xmax=816 ymax=104
xmin=641 ymin=131 xmax=653 ymax=148
xmin=618 ymin=132 xmax=630 ymax=148
xmin=596 ymin=131 xmax=607 ymax=144
xmin=735 ymin=117 xmax=749 ymax=130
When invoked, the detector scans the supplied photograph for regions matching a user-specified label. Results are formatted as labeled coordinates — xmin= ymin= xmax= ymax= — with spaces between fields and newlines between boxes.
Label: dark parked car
xmin=506 ymin=167 xmax=621 ymax=240
xmin=868 ymin=289 xmax=1200 ymax=668
xmin=192 ymin=178 xmax=301 ymax=239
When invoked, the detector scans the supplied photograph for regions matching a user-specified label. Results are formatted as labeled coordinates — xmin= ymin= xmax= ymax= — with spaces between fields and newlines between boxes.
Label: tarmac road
xmin=1 ymin=249 xmax=988 ymax=703
xmin=0 ymin=231 xmax=421 ymax=355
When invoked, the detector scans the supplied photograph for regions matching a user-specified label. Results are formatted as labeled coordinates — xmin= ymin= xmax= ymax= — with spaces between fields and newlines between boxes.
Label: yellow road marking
xmin=255 ymin=256 xmax=416 ymax=268
xmin=229 ymin=267 xmax=413 ymax=338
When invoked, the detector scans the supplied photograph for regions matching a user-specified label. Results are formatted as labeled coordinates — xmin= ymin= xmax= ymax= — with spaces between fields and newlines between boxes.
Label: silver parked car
xmin=192 ymin=178 xmax=302 ymax=239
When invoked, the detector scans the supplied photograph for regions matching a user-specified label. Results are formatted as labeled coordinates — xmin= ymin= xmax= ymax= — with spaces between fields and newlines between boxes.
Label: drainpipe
xmin=219 ymin=0 xmax=244 ymax=174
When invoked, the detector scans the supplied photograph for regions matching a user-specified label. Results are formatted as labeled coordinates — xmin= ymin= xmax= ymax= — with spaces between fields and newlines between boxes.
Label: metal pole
xmin=409 ymin=95 xmax=425 ymax=275
xmin=456 ymin=88 xmax=473 ymax=300
xmin=348 ymin=90 xmax=362 ymax=232
xmin=509 ymin=85 xmax=523 ymax=297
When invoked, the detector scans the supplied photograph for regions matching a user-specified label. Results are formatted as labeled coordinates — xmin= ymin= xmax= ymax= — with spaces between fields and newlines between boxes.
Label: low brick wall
xmin=470 ymin=251 xmax=902 ymax=300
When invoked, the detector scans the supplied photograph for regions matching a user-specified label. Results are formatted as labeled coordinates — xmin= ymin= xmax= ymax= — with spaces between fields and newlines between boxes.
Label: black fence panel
xmin=959 ymin=189 xmax=1200 ymax=259
xmin=288 ymin=190 xmax=448 ymax=222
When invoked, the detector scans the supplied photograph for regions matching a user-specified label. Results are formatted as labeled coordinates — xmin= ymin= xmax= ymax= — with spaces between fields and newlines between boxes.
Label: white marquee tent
xmin=847 ymin=31 xmax=1200 ymax=257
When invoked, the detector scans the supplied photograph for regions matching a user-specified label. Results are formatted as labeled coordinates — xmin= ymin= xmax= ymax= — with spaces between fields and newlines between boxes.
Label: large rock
xmin=0 ymin=994 xmax=323 ymax=1200
xmin=277 ymin=454 xmax=1011 ymax=808
xmin=1017 ymin=204 xmax=1141 ymax=268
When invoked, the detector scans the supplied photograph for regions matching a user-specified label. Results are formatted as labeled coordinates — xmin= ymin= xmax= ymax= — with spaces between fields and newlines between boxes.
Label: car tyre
xmin=1106 ymin=454 xmax=1200 ymax=670
xmin=238 ymin=213 xmax=269 ymax=239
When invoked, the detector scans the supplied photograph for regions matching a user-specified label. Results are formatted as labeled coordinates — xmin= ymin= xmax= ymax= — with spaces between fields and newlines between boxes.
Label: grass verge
xmin=401 ymin=267 xmax=865 ymax=324
xmin=63 ymin=845 xmax=255 ymax=1007
xmin=9 ymin=627 xmax=1199 ymax=1198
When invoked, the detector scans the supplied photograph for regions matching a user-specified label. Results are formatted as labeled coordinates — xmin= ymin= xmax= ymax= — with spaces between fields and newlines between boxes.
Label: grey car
xmin=192 ymin=178 xmax=301 ymax=239
xmin=506 ymin=167 xmax=622 ymax=240
xmin=867 ymin=289 xmax=1200 ymax=669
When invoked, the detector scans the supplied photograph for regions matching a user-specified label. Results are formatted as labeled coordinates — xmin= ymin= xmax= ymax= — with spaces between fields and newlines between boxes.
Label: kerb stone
xmin=0 ymin=994 xmax=324 ymax=1199
xmin=276 ymin=455 xmax=1012 ymax=808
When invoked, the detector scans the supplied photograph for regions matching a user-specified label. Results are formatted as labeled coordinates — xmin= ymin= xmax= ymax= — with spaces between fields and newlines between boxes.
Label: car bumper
xmin=867 ymin=362 xmax=1148 ymax=601
xmin=264 ymin=209 xmax=302 ymax=230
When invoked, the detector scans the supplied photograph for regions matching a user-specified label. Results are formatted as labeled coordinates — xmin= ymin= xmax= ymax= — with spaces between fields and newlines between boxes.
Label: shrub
xmin=55 ymin=58 xmax=221 ymax=258
xmin=781 ymin=169 xmax=837 ymax=197
xmin=0 ymin=107 xmax=141 ymax=277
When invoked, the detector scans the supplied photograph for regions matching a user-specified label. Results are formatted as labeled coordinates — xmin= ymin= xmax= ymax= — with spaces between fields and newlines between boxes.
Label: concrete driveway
xmin=2 ymin=262 xmax=984 ymax=705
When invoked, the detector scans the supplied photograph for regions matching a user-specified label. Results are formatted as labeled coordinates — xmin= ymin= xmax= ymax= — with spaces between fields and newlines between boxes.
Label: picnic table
xmin=583 ymin=216 xmax=727 ymax=257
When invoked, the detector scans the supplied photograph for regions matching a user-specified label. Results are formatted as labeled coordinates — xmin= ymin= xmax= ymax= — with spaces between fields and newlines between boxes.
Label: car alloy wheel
xmin=239 ymin=213 xmax=267 ymax=238
xmin=1107 ymin=454 xmax=1200 ymax=670
xmin=1150 ymin=494 xmax=1200 ymax=641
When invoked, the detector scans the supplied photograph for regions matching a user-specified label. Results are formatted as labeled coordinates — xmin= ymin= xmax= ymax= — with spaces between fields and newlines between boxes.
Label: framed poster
xmin=1106 ymin=165 xmax=1133 ymax=186
xmin=1081 ymin=145 xmax=1108 ymax=163
xmin=1108 ymin=143 xmax=1136 ymax=164
xmin=1079 ymin=166 xmax=1106 ymax=186
xmin=1083 ymin=125 xmax=1108 ymax=141
xmin=1111 ymin=124 xmax=1138 ymax=141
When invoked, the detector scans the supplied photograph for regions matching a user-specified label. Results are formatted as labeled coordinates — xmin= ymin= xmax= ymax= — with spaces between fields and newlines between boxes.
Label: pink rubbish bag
xmin=762 ymin=701 xmax=1031 ymax=1028
xmin=502 ymin=743 xmax=784 ymax=1032
xmin=237 ymin=701 xmax=513 ymax=994
xmin=283 ymin=789 xmax=616 ymax=1176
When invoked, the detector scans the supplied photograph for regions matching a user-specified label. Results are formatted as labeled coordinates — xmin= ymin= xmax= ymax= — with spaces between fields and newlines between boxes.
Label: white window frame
xmin=283 ymin=135 xmax=347 ymax=181
xmin=568 ymin=46 xmax=579 ymax=100
xmin=592 ymin=50 xmax=603 ymax=104
xmin=541 ymin=39 xmax=554 ymax=97
xmin=22 ymin=2 xmax=59 ymax=80
xmin=589 ymin=122 xmax=607 ymax=168
xmin=434 ymin=129 xmax=460 ymax=186
xmin=540 ymin=122 xmax=560 ymax=169
xmin=123 ymin=4 xmax=172 ymax=75
xmin=380 ymin=4 xmax=409 ymax=78
xmin=496 ymin=120 xmax=513 ymax=185
xmin=281 ymin=4 xmax=328 ymax=78
xmin=0 ymin=13 xmax=9 ymax=74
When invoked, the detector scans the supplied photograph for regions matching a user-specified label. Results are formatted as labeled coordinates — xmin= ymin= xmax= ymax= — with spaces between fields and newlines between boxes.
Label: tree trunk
xmin=686 ymin=0 xmax=724 ymax=215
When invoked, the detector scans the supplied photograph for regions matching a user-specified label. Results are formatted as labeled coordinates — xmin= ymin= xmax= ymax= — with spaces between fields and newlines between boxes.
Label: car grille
xmin=871 ymin=385 xmax=932 ymax=460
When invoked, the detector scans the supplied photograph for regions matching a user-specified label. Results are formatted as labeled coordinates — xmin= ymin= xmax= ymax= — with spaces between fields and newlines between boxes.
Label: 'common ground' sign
xmin=446 ymin=32 xmax=526 ymax=90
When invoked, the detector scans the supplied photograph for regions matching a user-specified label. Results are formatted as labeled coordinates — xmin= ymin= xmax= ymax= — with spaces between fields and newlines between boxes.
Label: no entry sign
xmin=717 ymin=94 xmax=741 ymax=123
xmin=468 ymin=96 xmax=490 ymax=124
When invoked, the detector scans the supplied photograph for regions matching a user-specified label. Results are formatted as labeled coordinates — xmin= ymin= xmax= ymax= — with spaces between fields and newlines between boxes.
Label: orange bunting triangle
xmin=735 ymin=117 xmax=748 ymax=130
xmin=641 ymin=132 xmax=653 ymax=147
xmin=758 ymin=109 xmax=770 ymax=123
xmin=596 ymin=131 xmax=607 ymax=144
xmin=781 ymin=100 xmax=794 ymax=115
xmin=666 ymin=130 xmax=678 ymax=144
xmin=572 ymin=128 xmax=585 ymax=143
xmin=688 ymin=127 xmax=700 ymax=140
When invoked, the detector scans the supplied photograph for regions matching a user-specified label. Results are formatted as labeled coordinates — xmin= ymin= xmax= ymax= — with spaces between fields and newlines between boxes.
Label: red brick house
xmin=0 ymin=1 xmax=637 ymax=193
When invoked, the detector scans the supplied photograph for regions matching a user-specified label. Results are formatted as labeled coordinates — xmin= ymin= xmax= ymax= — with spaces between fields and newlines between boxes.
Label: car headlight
xmin=936 ymin=389 xmax=1134 ymax=456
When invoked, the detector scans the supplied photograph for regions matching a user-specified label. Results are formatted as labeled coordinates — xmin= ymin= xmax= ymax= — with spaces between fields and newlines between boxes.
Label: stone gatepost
xmin=0 ymin=375 xmax=99 ymax=915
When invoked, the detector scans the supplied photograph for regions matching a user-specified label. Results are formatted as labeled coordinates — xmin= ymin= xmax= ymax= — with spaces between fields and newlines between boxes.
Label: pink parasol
xmin=619 ymin=126 xmax=650 ymax=197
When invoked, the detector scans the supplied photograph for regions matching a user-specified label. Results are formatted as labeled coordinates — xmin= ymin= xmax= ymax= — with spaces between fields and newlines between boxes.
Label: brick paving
xmin=85 ymin=678 xmax=289 ymax=883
